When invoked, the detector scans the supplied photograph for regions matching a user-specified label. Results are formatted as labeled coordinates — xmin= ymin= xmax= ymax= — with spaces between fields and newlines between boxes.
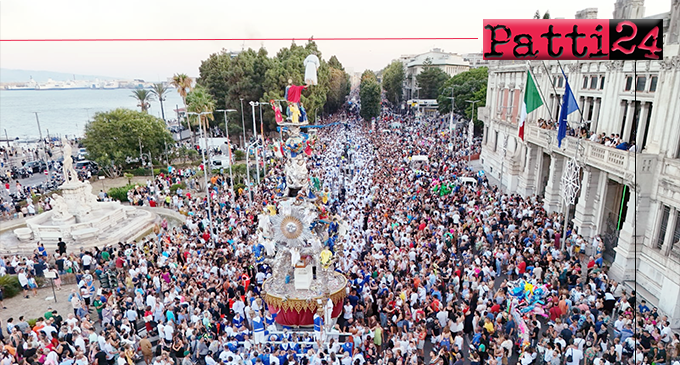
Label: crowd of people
xmin=0 ymin=106 xmax=677 ymax=365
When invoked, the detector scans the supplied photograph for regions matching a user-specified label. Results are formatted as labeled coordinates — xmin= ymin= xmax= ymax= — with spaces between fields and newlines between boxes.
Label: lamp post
xmin=245 ymin=141 xmax=258 ymax=206
xmin=187 ymin=111 xmax=216 ymax=247
xmin=217 ymin=108 xmax=237 ymax=205
xmin=249 ymin=101 xmax=261 ymax=184
xmin=465 ymin=100 xmax=481 ymax=164
xmin=240 ymin=97 xmax=246 ymax=149
xmin=258 ymin=101 xmax=267 ymax=177
xmin=442 ymin=87 xmax=455 ymax=136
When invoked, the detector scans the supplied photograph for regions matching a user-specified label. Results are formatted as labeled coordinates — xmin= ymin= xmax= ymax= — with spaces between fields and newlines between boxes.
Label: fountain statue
xmin=10 ymin=139 xmax=155 ymax=251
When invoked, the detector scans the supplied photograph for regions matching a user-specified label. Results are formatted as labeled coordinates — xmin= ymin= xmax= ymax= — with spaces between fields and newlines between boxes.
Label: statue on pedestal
xmin=61 ymin=138 xmax=79 ymax=184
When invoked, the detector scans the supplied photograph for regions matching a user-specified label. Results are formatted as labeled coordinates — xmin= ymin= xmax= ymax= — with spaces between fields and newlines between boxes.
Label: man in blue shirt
xmin=638 ymin=300 xmax=651 ymax=313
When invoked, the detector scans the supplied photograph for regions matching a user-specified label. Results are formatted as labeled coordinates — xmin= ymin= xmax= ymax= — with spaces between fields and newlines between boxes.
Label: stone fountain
xmin=10 ymin=139 xmax=155 ymax=251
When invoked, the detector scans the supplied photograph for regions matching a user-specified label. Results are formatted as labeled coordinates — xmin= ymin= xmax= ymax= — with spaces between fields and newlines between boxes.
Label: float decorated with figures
xmin=253 ymin=56 xmax=348 ymax=329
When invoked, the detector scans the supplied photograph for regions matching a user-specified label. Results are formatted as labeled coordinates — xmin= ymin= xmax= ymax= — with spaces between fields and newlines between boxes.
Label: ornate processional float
xmin=254 ymin=71 xmax=348 ymax=328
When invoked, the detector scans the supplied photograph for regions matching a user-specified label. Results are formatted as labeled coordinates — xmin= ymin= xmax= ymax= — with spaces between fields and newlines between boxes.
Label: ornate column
xmin=622 ymin=100 xmax=636 ymax=142
xmin=518 ymin=144 xmax=539 ymax=196
xmin=592 ymin=98 xmax=602 ymax=133
xmin=572 ymin=167 xmax=602 ymax=240
xmin=636 ymin=102 xmax=650 ymax=149
xmin=610 ymin=184 xmax=652 ymax=282
xmin=543 ymin=153 xmax=565 ymax=214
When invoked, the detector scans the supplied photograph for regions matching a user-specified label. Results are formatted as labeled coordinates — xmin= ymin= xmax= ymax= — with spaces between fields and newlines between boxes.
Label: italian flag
xmin=519 ymin=71 xmax=543 ymax=141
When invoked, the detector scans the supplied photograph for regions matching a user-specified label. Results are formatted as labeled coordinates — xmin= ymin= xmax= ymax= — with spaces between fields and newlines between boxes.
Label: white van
xmin=210 ymin=155 xmax=231 ymax=169
xmin=459 ymin=177 xmax=478 ymax=188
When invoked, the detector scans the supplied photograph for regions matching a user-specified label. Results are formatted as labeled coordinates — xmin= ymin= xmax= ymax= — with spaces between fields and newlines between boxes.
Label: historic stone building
xmin=478 ymin=0 xmax=680 ymax=327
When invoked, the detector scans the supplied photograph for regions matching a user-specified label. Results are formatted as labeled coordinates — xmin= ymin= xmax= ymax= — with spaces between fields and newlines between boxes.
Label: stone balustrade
xmin=525 ymin=124 xmax=654 ymax=184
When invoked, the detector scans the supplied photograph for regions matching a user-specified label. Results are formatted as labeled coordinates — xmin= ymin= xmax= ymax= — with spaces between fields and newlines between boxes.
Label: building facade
xmin=478 ymin=0 xmax=680 ymax=327
xmin=400 ymin=49 xmax=471 ymax=100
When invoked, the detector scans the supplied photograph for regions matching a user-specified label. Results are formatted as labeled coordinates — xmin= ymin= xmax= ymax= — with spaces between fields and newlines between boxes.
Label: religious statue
xmin=285 ymin=156 xmax=308 ymax=189
xmin=61 ymin=138 xmax=79 ymax=183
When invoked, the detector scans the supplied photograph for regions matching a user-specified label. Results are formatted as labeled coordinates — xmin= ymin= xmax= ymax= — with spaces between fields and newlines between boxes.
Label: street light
xmin=244 ymin=141 xmax=259 ymax=206
xmin=187 ymin=111 xmax=216 ymax=247
xmin=239 ymin=97 xmax=246 ymax=150
xmin=216 ymin=108 xmax=237 ymax=205
xmin=258 ymin=101 xmax=267 ymax=177
xmin=465 ymin=100 xmax=481 ymax=164
xmin=249 ymin=101 xmax=261 ymax=184
xmin=442 ymin=87 xmax=455 ymax=136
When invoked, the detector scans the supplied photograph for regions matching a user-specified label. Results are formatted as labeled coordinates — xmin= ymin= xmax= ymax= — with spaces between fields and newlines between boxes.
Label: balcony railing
xmin=525 ymin=124 xmax=655 ymax=182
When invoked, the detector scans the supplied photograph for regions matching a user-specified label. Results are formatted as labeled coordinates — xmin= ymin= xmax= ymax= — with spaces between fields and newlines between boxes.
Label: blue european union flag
xmin=557 ymin=71 xmax=580 ymax=148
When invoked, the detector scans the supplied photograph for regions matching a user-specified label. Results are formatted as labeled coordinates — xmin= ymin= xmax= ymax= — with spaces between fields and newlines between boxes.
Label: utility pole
xmin=188 ymin=111 xmax=216 ymax=247
xmin=249 ymin=101 xmax=260 ymax=184
xmin=465 ymin=100 xmax=481 ymax=164
xmin=217 ymin=108 xmax=237 ymax=205
xmin=240 ymin=97 xmax=246 ymax=149
xmin=258 ymin=102 xmax=267 ymax=177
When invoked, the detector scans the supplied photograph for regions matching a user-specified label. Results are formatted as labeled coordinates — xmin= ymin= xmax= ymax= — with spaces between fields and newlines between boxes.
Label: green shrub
xmin=234 ymin=150 xmax=245 ymax=160
xmin=0 ymin=275 xmax=23 ymax=298
xmin=108 ymin=184 xmax=136 ymax=202
xmin=124 ymin=168 xmax=161 ymax=176
xmin=169 ymin=183 xmax=186 ymax=193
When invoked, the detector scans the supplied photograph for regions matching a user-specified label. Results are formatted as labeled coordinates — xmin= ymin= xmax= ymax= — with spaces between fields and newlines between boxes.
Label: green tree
xmin=543 ymin=11 xmax=550 ymax=19
xmin=186 ymin=85 xmax=216 ymax=136
xmin=361 ymin=70 xmax=378 ymax=83
xmin=324 ymin=55 xmax=350 ymax=115
xmin=437 ymin=67 xmax=488 ymax=126
xmin=150 ymin=83 xmax=169 ymax=121
xmin=130 ymin=89 xmax=154 ymax=113
xmin=359 ymin=71 xmax=381 ymax=121
xmin=171 ymin=73 xmax=195 ymax=141
xmin=416 ymin=66 xmax=448 ymax=99
xmin=534 ymin=10 xmax=541 ymax=19
xmin=82 ymin=108 xmax=173 ymax=177
xmin=328 ymin=55 xmax=345 ymax=71
xmin=382 ymin=61 xmax=405 ymax=105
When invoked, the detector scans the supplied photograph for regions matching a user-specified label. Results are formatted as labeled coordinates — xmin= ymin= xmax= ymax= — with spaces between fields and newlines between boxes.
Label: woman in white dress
xmin=304 ymin=53 xmax=320 ymax=86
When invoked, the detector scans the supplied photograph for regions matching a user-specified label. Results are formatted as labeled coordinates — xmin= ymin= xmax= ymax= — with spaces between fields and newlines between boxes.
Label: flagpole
xmin=525 ymin=61 xmax=554 ymax=124
xmin=541 ymin=61 xmax=563 ymax=121
xmin=556 ymin=60 xmax=585 ymax=125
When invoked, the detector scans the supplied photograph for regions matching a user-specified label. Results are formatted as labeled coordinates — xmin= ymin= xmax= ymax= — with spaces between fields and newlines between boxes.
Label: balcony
xmin=525 ymin=124 xmax=656 ymax=183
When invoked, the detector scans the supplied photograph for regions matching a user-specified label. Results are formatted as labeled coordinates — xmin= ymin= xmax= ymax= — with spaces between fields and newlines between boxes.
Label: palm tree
xmin=186 ymin=86 xmax=216 ymax=136
xmin=171 ymin=73 xmax=194 ymax=142
xmin=150 ymin=83 xmax=169 ymax=121
xmin=131 ymin=89 xmax=154 ymax=113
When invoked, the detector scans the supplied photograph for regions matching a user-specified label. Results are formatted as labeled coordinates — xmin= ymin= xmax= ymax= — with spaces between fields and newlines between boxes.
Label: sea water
xmin=0 ymin=88 xmax=185 ymax=140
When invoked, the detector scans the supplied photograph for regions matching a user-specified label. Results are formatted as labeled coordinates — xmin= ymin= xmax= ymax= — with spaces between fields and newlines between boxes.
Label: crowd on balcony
xmin=536 ymin=119 xmax=639 ymax=152
xmin=0 ymin=108 xmax=678 ymax=365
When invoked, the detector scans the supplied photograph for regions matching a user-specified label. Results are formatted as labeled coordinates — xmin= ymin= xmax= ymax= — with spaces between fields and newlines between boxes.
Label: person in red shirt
xmin=490 ymin=303 xmax=501 ymax=314
xmin=549 ymin=304 xmax=562 ymax=321
xmin=518 ymin=259 xmax=526 ymax=276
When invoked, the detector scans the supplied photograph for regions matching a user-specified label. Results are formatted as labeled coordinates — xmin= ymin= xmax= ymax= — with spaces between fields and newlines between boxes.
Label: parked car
xmin=75 ymin=160 xmax=99 ymax=174
xmin=24 ymin=160 xmax=47 ymax=173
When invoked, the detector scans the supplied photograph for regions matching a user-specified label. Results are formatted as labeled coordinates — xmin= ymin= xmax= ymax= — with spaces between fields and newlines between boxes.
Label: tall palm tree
xmin=186 ymin=86 xmax=216 ymax=136
xmin=131 ymin=89 xmax=154 ymax=113
xmin=171 ymin=73 xmax=194 ymax=142
xmin=150 ymin=83 xmax=169 ymax=121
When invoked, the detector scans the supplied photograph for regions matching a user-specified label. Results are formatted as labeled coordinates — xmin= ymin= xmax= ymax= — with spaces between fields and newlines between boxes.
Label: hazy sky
xmin=1 ymin=0 xmax=669 ymax=81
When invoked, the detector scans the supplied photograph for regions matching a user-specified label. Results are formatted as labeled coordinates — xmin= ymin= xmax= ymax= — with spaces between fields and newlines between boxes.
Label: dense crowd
xmin=0 ymin=108 xmax=677 ymax=365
